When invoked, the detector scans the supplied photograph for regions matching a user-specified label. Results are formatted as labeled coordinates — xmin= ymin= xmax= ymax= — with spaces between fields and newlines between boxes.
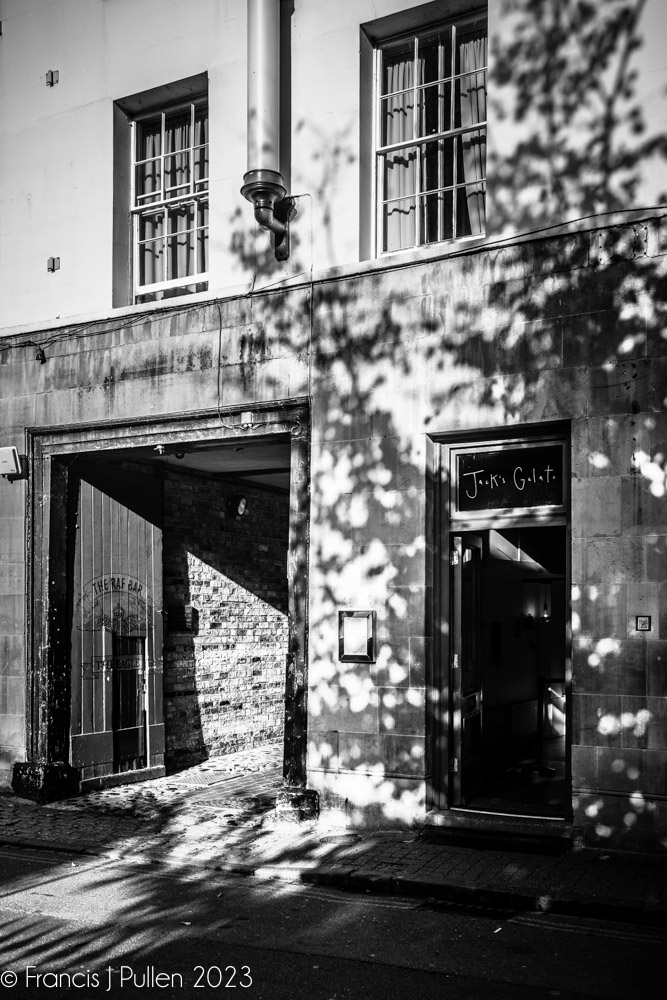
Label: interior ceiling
xmin=104 ymin=438 xmax=291 ymax=491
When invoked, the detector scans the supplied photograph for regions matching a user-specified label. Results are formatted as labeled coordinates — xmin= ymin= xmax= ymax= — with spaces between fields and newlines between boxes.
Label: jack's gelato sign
xmin=456 ymin=445 xmax=564 ymax=512
xmin=76 ymin=574 xmax=157 ymax=633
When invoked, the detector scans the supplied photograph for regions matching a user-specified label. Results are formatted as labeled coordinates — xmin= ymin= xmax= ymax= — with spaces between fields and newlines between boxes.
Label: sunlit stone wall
xmin=304 ymin=219 xmax=667 ymax=842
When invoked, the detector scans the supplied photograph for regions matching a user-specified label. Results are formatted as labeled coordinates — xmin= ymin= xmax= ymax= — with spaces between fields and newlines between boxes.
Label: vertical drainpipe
xmin=240 ymin=0 xmax=291 ymax=259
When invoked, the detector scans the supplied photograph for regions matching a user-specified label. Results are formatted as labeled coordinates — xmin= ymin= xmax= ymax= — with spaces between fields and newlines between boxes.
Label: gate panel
xmin=70 ymin=470 xmax=164 ymax=778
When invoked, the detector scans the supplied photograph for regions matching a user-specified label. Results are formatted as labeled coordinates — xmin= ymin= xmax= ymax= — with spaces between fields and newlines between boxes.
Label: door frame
xmin=24 ymin=400 xmax=311 ymax=791
xmin=450 ymin=532 xmax=484 ymax=806
xmin=430 ymin=424 xmax=572 ymax=820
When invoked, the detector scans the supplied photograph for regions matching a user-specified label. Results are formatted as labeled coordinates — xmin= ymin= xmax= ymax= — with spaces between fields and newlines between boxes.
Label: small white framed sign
xmin=338 ymin=610 xmax=376 ymax=662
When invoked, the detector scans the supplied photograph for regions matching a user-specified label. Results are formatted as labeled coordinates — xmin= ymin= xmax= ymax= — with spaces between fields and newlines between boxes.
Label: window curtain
xmin=165 ymin=115 xmax=192 ymax=280
xmin=165 ymin=114 xmax=190 ymax=195
xmin=383 ymin=53 xmax=417 ymax=251
xmin=457 ymin=33 xmax=487 ymax=235
xmin=138 ymin=121 xmax=163 ymax=287
xmin=140 ymin=121 xmax=161 ymax=202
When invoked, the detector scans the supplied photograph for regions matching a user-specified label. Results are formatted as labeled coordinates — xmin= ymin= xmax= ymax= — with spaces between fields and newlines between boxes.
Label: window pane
xmin=165 ymin=152 xmax=190 ymax=196
xmin=197 ymin=226 xmax=208 ymax=273
xmin=168 ymin=229 xmax=195 ymax=279
xmin=381 ymin=40 xmax=414 ymax=96
xmin=420 ymin=190 xmax=453 ymax=244
xmin=194 ymin=143 xmax=209 ymax=188
xmin=455 ymin=71 xmax=487 ymax=128
xmin=381 ymin=91 xmax=415 ymax=146
xmin=197 ymin=202 xmax=208 ymax=273
xmin=138 ymin=117 xmax=161 ymax=159
xmin=139 ymin=238 xmax=164 ymax=286
xmin=457 ymin=128 xmax=487 ymax=184
xmin=140 ymin=213 xmax=164 ymax=241
xmin=136 ymin=161 xmax=161 ymax=203
xmin=417 ymin=82 xmax=451 ymax=137
xmin=383 ymin=148 xmax=417 ymax=201
xmin=194 ymin=106 xmax=208 ymax=145
xmin=168 ymin=204 xmax=195 ymax=234
xmin=418 ymin=30 xmax=452 ymax=84
xmin=456 ymin=20 xmax=487 ymax=75
xmin=456 ymin=181 xmax=486 ymax=237
xmin=421 ymin=138 xmax=454 ymax=193
xmin=164 ymin=110 xmax=190 ymax=152
xmin=383 ymin=197 xmax=416 ymax=252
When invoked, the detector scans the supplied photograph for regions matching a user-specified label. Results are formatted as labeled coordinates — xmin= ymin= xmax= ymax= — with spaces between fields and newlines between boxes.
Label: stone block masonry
xmin=162 ymin=469 xmax=289 ymax=770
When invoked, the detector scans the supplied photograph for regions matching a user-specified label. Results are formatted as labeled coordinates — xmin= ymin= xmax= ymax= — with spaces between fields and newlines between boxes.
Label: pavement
xmin=1 ymin=741 xmax=667 ymax=928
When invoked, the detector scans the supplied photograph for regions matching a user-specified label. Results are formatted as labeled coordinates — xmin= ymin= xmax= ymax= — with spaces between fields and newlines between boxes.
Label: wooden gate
xmin=70 ymin=466 xmax=164 ymax=780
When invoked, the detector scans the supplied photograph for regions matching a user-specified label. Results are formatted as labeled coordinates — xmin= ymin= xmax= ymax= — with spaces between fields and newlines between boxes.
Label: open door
xmin=443 ymin=437 xmax=569 ymax=820
xmin=451 ymin=534 xmax=484 ymax=804
xmin=70 ymin=466 xmax=164 ymax=781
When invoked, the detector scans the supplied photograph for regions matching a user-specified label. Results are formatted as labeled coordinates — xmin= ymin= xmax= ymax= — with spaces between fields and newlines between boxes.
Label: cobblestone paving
xmin=0 ymin=742 xmax=284 ymax=858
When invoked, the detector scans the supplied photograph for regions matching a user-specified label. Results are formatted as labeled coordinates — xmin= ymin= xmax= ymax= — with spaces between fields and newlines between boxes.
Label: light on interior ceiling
xmin=541 ymin=584 xmax=551 ymax=623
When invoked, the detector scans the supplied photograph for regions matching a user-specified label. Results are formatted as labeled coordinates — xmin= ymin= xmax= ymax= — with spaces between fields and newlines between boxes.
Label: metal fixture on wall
xmin=0 ymin=446 xmax=26 ymax=481
xmin=227 ymin=495 xmax=248 ymax=518
xmin=240 ymin=0 xmax=293 ymax=260
xmin=47 ymin=257 xmax=60 ymax=272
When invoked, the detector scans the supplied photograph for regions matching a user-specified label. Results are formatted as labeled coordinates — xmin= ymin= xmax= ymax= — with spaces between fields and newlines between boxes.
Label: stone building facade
xmin=1 ymin=0 xmax=666 ymax=851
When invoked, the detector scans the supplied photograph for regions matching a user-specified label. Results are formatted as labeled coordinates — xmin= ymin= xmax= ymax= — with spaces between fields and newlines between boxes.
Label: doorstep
xmin=422 ymin=807 xmax=574 ymax=848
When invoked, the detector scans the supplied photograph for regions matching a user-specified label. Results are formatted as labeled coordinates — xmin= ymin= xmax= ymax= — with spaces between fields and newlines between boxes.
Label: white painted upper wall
xmin=1 ymin=0 xmax=666 ymax=331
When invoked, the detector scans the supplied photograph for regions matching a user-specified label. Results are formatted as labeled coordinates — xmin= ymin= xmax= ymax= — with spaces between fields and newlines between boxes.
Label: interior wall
xmin=162 ymin=468 xmax=289 ymax=770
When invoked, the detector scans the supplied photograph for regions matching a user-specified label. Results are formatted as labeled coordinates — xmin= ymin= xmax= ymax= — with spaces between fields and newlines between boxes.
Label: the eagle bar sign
xmin=456 ymin=445 xmax=564 ymax=512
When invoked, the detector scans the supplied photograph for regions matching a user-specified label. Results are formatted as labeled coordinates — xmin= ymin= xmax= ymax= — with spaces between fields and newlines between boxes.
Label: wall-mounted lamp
xmin=227 ymin=495 xmax=248 ymax=518
xmin=0 ymin=447 xmax=25 ymax=481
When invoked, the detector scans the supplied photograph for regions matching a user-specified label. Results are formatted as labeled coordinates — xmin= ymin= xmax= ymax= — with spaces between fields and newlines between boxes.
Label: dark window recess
xmin=166 ymin=604 xmax=199 ymax=633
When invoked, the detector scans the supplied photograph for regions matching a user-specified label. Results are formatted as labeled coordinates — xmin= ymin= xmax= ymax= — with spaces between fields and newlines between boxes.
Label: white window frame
xmin=131 ymin=98 xmax=209 ymax=303
xmin=373 ymin=12 xmax=487 ymax=256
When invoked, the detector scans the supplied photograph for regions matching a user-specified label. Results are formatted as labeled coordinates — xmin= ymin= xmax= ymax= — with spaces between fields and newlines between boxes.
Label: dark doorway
xmin=451 ymin=525 xmax=567 ymax=818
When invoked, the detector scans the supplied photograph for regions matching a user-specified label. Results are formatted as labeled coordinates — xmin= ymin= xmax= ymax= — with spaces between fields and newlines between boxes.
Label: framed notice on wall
xmin=338 ymin=610 xmax=376 ymax=662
